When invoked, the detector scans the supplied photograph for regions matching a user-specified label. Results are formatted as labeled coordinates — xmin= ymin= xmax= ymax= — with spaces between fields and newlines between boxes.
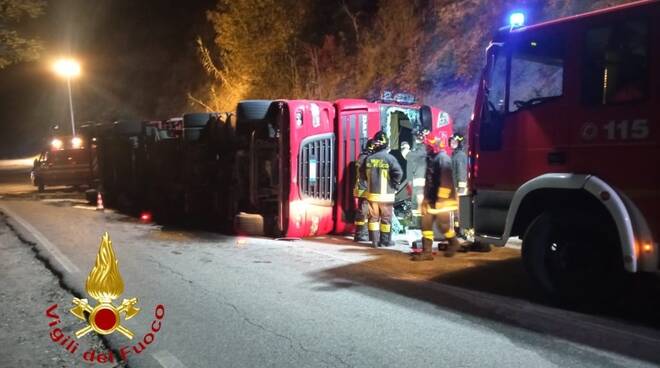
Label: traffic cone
xmin=96 ymin=192 xmax=104 ymax=211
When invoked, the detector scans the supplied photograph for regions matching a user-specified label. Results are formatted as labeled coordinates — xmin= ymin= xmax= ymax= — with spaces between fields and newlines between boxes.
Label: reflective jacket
xmin=361 ymin=149 xmax=403 ymax=203
xmin=451 ymin=149 xmax=468 ymax=192
xmin=353 ymin=151 xmax=370 ymax=198
xmin=424 ymin=151 xmax=457 ymax=213
xmin=406 ymin=147 xmax=427 ymax=212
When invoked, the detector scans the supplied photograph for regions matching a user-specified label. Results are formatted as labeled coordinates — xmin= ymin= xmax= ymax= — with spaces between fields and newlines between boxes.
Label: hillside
xmin=195 ymin=0 xmax=636 ymax=131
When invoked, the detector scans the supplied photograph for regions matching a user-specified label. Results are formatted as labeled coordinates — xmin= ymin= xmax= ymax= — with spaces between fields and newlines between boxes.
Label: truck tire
xmin=234 ymin=213 xmax=264 ymax=236
xmin=236 ymin=100 xmax=272 ymax=122
xmin=420 ymin=105 xmax=433 ymax=132
xmin=183 ymin=113 xmax=214 ymax=128
xmin=114 ymin=120 xmax=143 ymax=136
xmin=522 ymin=211 xmax=623 ymax=304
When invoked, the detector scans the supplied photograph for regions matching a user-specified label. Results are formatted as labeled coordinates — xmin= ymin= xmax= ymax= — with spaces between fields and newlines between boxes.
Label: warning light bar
xmin=509 ymin=12 xmax=525 ymax=28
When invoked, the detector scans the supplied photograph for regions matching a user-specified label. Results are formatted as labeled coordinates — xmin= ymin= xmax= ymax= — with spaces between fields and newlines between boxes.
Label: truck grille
xmin=298 ymin=134 xmax=335 ymax=202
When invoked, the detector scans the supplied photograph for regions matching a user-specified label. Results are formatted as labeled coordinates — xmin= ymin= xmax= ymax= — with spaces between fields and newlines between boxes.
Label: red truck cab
xmin=463 ymin=0 xmax=659 ymax=299
xmin=234 ymin=96 xmax=453 ymax=238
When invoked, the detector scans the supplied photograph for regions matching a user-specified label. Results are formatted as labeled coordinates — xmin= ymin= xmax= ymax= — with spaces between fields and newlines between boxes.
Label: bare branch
xmin=187 ymin=93 xmax=215 ymax=112
xmin=196 ymin=37 xmax=229 ymax=86
xmin=341 ymin=1 xmax=360 ymax=43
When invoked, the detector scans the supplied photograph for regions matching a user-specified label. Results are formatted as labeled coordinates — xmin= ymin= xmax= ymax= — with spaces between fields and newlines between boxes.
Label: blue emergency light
xmin=509 ymin=12 xmax=525 ymax=28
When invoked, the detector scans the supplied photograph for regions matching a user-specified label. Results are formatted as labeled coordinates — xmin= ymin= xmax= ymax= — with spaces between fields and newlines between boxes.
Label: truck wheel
xmin=236 ymin=100 xmax=272 ymax=122
xmin=522 ymin=211 xmax=623 ymax=304
xmin=234 ymin=213 xmax=264 ymax=236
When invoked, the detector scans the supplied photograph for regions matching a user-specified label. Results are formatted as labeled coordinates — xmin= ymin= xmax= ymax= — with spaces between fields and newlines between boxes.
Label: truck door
xmin=334 ymin=107 xmax=370 ymax=234
xmin=473 ymin=30 xmax=566 ymax=237
xmin=565 ymin=17 xmax=658 ymax=236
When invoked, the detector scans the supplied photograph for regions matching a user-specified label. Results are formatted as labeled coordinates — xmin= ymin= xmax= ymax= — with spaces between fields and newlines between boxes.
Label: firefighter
xmin=450 ymin=132 xmax=492 ymax=253
xmin=412 ymin=132 xmax=460 ymax=261
xmin=406 ymin=131 xmax=428 ymax=249
xmin=449 ymin=133 xmax=468 ymax=196
xmin=361 ymin=131 xmax=403 ymax=247
xmin=353 ymin=139 xmax=376 ymax=242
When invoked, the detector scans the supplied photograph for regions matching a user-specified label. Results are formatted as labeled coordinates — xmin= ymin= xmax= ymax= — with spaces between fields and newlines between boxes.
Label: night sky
xmin=0 ymin=0 xmax=215 ymax=157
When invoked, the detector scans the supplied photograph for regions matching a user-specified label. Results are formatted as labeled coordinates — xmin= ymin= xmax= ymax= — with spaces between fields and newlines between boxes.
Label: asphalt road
xmin=1 ymin=163 xmax=659 ymax=368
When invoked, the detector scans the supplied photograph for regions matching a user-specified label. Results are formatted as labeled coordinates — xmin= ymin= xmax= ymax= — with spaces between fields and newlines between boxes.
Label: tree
xmin=195 ymin=0 xmax=311 ymax=111
xmin=0 ymin=0 xmax=45 ymax=69
xmin=195 ymin=0 xmax=639 ymax=119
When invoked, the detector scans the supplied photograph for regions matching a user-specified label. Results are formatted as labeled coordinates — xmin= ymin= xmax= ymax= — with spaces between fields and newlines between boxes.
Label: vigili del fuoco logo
xmin=45 ymin=232 xmax=166 ymax=364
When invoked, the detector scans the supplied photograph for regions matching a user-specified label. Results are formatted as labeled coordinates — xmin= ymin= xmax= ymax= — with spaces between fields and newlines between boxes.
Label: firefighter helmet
xmin=372 ymin=131 xmax=389 ymax=151
xmin=450 ymin=133 xmax=465 ymax=149
xmin=364 ymin=138 xmax=376 ymax=153
xmin=423 ymin=132 xmax=446 ymax=154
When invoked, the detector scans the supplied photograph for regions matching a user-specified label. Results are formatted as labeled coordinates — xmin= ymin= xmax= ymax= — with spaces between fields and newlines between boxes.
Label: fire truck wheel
xmin=522 ymin=211 xmax=623 ymax=304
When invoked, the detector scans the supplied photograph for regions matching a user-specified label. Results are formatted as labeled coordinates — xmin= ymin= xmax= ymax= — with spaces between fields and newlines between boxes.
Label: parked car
xmin=31 ymin=135 xmax=94 ymax=192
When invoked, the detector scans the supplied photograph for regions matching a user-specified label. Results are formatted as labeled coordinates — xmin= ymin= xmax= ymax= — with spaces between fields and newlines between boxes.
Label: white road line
xmin=152 ymin=350 xmax=187 ymax=368
xmin=0 ymin=203 xmax=80 ymax=274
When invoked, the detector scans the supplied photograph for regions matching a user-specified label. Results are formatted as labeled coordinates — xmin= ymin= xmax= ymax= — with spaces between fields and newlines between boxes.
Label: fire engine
xmin=462 ymin=0 xmax=659 ymax=300
xmin=233 ymin=95 xmax=453 ymax=237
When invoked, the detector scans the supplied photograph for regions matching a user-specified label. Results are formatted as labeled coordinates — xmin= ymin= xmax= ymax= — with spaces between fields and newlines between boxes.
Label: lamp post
xmin=53 ymin=58 xmax=81 ymax=136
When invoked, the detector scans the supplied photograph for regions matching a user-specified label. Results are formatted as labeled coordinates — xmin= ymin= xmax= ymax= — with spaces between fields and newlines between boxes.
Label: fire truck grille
xmin=298 ymin=134 xmax=335 ymax=202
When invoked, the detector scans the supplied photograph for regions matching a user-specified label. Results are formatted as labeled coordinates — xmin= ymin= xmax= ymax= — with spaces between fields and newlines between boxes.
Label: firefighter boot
xmin=411 ymin=238 xmax=434 ymax=261
xmin=354 ymin=225 xmax=369 ymax=242
xmin=379 ymin=231 xmax=395 ymax=247
xmin=369 ymin=231 xmax=380 ymax=248
xmin=444 ymin=236 xmax=460 ymax=258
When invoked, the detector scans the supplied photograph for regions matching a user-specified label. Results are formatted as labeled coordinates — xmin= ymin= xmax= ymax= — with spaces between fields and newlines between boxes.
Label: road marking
xmin=41 ymin=198 xmax=88 ymax=203
xmin=152 ymin=350 xmax=187 ymax=368
xmin=0 ymin=203 xmax=80 ymax=274
xmin=72 ymin=204 xmax=99 ymax=211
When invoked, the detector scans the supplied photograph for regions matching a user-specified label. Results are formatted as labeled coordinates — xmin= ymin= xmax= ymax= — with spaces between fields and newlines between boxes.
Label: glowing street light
xmin=52 ymin=58 xmax=81 ymax=136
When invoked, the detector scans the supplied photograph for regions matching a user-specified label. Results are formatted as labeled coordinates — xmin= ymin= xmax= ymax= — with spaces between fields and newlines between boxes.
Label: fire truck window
xmin=509 ymin=35 xmax=564 ymax=112
xmin=487 ymin=50 xmax=507 ymax=114
xmin=582 ymin=20 xmax=648 ymax=105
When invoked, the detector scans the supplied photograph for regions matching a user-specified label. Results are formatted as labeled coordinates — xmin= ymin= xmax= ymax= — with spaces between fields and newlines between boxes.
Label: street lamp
xmin=53 ymin=58 xmax=81 ymax=137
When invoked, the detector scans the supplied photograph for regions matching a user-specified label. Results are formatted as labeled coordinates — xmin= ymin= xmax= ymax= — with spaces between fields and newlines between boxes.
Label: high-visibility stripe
xmin=380 ymin=168 xmax=388 ymax=196
xmin=438 ymin=187 xmax=452 ymax=199
xmin=366 ymin=192 xmax=395 ymax=202
xmin=426 ymin=205 xmax=458 ymax=214
xmin=422 ymin=231 xmax=434 ymax=240
xmin=444 ymin=229 xmax=456 ymax=238
xmin=354 ymin=220 xmax=366 ymax=226
xmin=368 ymin=222 xmax=380 ymax=231
xmin=458 ymin=181 xmax=467 ymax=188
xmin=412 ymin=178 xmax=425 ymax=187
xmin=380 ymin=223 xmax=391 ymax=233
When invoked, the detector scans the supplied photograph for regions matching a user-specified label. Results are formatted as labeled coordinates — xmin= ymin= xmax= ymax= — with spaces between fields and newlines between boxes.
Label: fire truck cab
xmin=234 ymin=96 xmax=453 ymax=238
xmin=463 ymin=0 xmax=659 ymax=299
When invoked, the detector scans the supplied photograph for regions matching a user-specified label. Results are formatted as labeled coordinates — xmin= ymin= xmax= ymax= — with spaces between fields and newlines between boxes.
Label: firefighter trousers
xmin=421 ymin=212 xmax=455 ymax=243
xmin=368 ymin=201 xmax=394 ymax=247
xmin=354 ymin=198 xmax=370 ymax=241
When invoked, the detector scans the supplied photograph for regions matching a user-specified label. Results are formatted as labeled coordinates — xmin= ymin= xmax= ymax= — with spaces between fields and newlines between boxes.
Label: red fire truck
xmin=233 ymin=95 xmax=453 ymax=237
xmin=462 ymin=0 xmax=659 ymax=300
